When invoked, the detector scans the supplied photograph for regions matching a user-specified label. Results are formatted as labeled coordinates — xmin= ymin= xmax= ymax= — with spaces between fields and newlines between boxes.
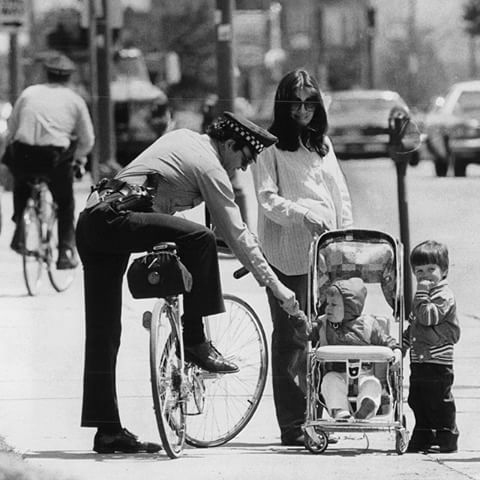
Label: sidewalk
xmin=1 ymin=182 xmax=480 ymax=480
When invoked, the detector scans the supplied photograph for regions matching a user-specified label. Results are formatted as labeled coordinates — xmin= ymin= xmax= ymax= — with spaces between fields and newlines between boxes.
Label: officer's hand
xmin=303 ymin=211 xmax=331 ymax=236
xmin=271 ymin=282 xmax=302 ymax=316
xmin=290 ymin=311 xmax=312 ymax=348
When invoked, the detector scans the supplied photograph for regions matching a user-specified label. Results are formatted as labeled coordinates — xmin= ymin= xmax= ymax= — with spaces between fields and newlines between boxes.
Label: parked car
xmin=327 ymin=89 xmax=420 ymax=164
xmin=424 ymin=81 xmax=480 ymax=176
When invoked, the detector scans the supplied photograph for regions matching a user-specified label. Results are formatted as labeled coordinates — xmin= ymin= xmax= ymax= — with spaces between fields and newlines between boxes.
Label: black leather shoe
xmin=10 ymin=227 xmax=24 ymax=254
xmin=184 ymin=341 xmax=239 ymax=373
xmin=93 ymin=428 xmax=161 ymax=454
xmin=56 ymin=247 xmax=79 ymax=269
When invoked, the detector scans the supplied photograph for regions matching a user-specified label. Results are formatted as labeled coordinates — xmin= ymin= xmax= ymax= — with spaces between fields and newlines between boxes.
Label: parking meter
xmin=388 ymin=106 xmax=412 ymax=315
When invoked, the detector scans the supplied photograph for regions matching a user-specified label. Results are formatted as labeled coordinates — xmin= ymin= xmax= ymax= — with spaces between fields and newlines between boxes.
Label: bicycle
xmin=20 ymin=175 xmax=76 ymax=295
xmin=141 ymin=242 xmax=268 ymax=458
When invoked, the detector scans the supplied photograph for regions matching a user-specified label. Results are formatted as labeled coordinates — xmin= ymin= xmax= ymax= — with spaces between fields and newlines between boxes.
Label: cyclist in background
xmin=5 ymin=52 xmax=95 ymax=269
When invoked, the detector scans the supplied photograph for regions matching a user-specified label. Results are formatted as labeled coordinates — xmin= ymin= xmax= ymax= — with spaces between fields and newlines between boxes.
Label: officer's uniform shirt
xmin=7 ymin=83 xmax=95 ymax=158
xmin=116 ymin=128 xmax=278 ymax=289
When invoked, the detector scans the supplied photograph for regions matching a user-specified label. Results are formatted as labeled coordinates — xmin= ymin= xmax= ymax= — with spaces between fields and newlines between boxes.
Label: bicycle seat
xmin=152 ymin=242 xmax=177 ymax=253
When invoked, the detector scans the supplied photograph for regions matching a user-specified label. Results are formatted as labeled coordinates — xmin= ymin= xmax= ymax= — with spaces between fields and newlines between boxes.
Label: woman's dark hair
xmin=269 ymin=69 xmax=329 ymax=156
xmin=410 ymin=240 xmax=449 ymax=274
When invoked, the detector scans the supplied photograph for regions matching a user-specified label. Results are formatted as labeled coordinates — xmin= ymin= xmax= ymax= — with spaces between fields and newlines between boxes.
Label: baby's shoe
xmin=354 ymin=398 xmax=377 ymax=420
xmin=331 ymin=409 xmax=352 ymax=421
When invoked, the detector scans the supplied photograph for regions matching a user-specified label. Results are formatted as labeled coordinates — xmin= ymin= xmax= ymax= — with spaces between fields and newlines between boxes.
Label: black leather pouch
xmin=127 ymin=250 xmax=193 ymax=299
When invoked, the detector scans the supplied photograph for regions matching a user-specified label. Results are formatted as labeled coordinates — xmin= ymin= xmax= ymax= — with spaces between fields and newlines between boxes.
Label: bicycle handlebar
xmin=233 ymin=266 xmax=249 ymax=279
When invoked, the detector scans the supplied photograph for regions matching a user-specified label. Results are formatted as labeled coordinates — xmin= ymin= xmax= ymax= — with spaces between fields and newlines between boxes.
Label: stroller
xmin=302 ymin=229 xmax=409 ymax=454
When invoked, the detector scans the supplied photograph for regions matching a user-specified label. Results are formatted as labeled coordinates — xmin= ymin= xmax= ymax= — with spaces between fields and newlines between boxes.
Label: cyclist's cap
xmin=44 ymin=54 xmax=76 ymax=75
xmin=223 ymin=111 xmax=278 ymax=155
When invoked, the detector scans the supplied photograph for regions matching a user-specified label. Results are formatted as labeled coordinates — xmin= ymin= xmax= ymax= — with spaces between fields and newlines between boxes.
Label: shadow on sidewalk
xmin=22 ymin=450 xmax=168 ymax=462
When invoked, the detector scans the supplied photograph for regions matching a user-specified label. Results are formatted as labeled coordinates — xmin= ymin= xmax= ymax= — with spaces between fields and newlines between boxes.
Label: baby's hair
xmin=410 ymin=240 xmax=449 ymax=274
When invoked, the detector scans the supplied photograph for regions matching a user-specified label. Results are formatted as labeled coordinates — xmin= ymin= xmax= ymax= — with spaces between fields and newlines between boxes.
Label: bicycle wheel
xmin=47 ymin=214 xmax=76 ymax=292
xmin=22 ymin=205 xmax=44 ymax=296
xmin=185 ymin=294 xmax=268 ymax=447
xmin=150 ymin=300 xmax=186 ymax=458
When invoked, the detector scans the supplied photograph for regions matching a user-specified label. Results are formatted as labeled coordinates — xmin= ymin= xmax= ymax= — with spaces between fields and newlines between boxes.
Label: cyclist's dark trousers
xmin=10 ymin=142 xmax=75 ymax=250
xmin=266 ymin=264 xmax=307 ymax=443
xmin=76 ymin=202 xmax=224 ymax=429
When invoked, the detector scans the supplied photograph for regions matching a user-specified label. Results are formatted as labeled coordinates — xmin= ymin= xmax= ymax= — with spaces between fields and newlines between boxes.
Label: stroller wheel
xmin=395 ymin=427 xmax=409 ymax=455
xmin=304 ymin=428 xmax=328 ymax=454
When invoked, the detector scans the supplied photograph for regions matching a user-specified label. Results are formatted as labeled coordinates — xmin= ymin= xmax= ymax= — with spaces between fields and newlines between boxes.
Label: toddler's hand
xmin=417 ymin=279 xmax=434 ymax=292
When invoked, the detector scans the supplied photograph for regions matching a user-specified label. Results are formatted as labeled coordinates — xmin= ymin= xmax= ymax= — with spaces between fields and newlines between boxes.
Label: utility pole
xmin=96 ymin=0 xmax=116 ymax=173
xmin=407 ymin=0 xmax=418 ymax=106
xmin=211 ymin=0 xmax=251 ymax=231
xmin=8 ymin=32 xmax=20 ymax=106
xmin=215 ymin=0 xmax=235 ymax=114
xmin=88 ymin=0 xmax=99 ymax=182
xmin=366 ymin=6 xmax=376 ymax=89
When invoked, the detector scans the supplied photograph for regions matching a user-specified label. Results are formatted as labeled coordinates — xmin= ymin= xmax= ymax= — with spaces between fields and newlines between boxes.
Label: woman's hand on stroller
xmin=303 ymin=211 xmax=331 ymax=236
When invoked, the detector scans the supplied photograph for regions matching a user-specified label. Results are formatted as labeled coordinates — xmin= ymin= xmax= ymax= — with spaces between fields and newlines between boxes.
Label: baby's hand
xmin=391 ymin=349 xmax=402 ymax=372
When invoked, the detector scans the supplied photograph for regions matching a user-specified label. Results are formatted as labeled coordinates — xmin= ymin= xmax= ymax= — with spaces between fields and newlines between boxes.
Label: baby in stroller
xmin=311 ymin=277 xmax=402 ymax=421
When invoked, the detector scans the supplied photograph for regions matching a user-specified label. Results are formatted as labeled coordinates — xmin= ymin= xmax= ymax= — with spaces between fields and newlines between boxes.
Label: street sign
xmin=0 ymin=0 xmax=28 ymax=30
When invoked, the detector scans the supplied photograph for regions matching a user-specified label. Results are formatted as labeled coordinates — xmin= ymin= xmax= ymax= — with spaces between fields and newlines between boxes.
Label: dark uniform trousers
xmin=266 ymin=264 xmax=308 ymax=443
xmin=10 ymin=141 xmax=76 ymax=250
xmin=76 ymin=201 xmax=224 ymax=429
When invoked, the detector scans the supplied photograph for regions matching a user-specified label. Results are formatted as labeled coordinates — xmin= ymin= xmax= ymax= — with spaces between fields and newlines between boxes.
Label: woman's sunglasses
xmin=290 ymin=97 xmax=319 ymax=112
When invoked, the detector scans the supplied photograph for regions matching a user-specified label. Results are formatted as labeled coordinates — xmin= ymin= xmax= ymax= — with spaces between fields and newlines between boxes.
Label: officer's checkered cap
xmin=223 ymin=111 xmax=277 ymax=155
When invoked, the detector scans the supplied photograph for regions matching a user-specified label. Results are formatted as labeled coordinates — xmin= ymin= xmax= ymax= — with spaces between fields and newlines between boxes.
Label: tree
xmin=122 ymin=0 xmax=216 ymax=103
xmin=463 ymin=0 xmax=480 ymax=76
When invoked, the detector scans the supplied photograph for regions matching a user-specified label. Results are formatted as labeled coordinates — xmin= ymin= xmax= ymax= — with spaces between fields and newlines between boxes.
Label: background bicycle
xmin=20 ymin=175 xmax=77 ymax=296
xmin=131 ymin=242 xmax=269 ymax=459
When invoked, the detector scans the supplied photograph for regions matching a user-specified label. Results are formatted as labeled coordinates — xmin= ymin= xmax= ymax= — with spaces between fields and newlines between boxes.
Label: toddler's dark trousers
xmin=408 ymin=363 xmax=459 ymax=450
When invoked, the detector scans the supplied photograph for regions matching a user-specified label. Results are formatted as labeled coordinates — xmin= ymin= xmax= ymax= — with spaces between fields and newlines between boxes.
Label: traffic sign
xmin=0 ymin=0 xmax=28 ymax=30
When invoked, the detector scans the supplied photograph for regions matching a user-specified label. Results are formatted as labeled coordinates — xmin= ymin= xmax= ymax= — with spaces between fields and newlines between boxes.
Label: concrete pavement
xmin=0 ymin=174 xmax=480 ymax=479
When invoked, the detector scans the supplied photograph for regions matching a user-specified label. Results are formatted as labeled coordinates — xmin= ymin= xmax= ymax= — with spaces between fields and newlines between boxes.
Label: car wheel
xmin=453 ymin=156 xmax=467 ymax=177
xmin=434 ymin=157 xmax=448 ymax=177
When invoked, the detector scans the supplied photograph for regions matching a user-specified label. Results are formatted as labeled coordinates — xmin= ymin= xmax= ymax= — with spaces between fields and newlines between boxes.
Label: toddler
xmin=403 ymin=240 xmax=460 ymax=453
xmin=313 ymin=277 xmax=401 ymax=421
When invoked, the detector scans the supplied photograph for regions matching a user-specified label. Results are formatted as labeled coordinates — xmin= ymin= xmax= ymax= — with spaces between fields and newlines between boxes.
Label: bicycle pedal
xmin=142 ymin=310 xmax=152 ymax=329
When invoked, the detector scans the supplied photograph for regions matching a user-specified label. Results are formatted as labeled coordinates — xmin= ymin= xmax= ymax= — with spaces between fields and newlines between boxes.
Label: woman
xmin=253 ymin=69 xmax=353 ymax=446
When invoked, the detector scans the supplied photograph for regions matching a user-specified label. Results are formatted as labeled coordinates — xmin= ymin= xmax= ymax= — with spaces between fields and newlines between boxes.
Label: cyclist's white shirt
xmin=7 ymin=83 xmax=95 ymax=158
xmin=116 ymin=128 xmax=279 ymax=288
xmin=253 ymin=138 xmax=353 ymax=275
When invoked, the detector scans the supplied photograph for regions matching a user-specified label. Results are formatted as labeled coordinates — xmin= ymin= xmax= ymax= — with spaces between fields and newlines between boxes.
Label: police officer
xmin=6 ymin=52 xmax=95 ymax=269
xmin=77 ymin=112 xmax=303 ymax=454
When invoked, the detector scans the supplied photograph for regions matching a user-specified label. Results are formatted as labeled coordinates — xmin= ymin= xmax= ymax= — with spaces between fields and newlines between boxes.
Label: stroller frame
xmin=302 ymin=229 xmax=409 ymax=454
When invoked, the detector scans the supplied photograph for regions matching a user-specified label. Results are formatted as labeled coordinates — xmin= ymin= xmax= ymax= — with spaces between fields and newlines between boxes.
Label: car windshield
xmin=329 ymin=97 xmax=402 ymax=116
xmin=453 ymin=91 xmax=480 ymax=116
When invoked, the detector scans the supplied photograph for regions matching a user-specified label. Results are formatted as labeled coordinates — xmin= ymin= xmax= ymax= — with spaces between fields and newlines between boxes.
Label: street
xmin=1 ymin=157 xmax=480 ymax=479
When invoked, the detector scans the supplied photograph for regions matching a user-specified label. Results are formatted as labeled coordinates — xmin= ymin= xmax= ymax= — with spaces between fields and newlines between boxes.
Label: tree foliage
xmin=463 ymin=0 xmax=480 ymax=36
